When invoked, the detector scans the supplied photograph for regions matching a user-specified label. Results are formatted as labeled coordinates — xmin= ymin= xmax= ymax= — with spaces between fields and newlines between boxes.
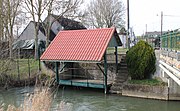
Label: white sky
xmin=21 ymin=0 xmax=180 ymax=36
xmin=121 ymin=0 xmax=180 ymax=36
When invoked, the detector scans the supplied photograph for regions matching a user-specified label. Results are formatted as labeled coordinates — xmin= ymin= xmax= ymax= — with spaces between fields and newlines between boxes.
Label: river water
xmin=0 ymin=86 xmax=180 ymax=111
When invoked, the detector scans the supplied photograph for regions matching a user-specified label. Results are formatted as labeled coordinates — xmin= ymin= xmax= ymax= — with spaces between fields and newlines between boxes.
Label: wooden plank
xmin=59 ymin=80 xmax=72 ymax=85
xmin=58 ymin=79 xmax=113 ymax=89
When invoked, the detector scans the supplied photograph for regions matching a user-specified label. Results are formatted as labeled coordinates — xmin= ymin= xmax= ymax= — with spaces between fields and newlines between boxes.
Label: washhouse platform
xmin=59 ymin=79 xmax=113 ymax=89
xmin=40 ymin=28 xmax=122 ymax=93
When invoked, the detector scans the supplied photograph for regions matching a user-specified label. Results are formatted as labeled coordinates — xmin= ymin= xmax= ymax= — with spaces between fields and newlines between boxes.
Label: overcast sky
xmin=121 ymin=0 xmax=180 ymax=35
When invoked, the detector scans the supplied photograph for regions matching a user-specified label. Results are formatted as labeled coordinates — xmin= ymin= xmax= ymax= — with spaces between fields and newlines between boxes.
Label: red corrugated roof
xmin=40 ymin=27 xmax=117 ymax=62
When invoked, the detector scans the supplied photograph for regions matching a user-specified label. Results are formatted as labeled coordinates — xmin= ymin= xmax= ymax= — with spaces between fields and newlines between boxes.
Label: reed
xmin=2 ymin=88 xmax=52 ymax=111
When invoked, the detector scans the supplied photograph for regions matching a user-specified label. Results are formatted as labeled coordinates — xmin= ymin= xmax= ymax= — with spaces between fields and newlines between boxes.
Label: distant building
xmin=145 ymin=31 xmax=162 ymax=38
xmin=144 ymin=31 xmax=166 ymax=48
xmin=119 ymin=27 xmax=127 ymax=48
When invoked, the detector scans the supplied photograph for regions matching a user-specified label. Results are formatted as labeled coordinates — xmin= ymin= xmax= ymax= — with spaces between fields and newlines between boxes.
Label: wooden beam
xmin=96 ymin=63 xmax=106 ymax=77
xmin=55 ymin=62 xmax=59 ymax=83
xmin=115 ymin=46 xmax=118 ymax=73
xmin=59 ymin=63 xmax=67 ymax=72
xmin=104 ymin=51 xmax=108 ymax=94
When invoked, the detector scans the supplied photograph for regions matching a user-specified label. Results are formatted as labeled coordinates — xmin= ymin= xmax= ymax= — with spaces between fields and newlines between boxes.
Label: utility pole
xmin=127 ymin=0 xmax=130 ymax=49
xmin=160 ymin=11 xmax=163 ymax=49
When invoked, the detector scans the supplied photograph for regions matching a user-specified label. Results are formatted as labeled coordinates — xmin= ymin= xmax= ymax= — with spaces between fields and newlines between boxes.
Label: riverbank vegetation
xmin=0 ymin=59 xmax=39 ymax=86
xmin=0 ymin=87 xmax=72 ymax=111
xmin=1 ymin=88 xmax=52 ymax=111
xmin=128 ymin=78 xmax=167 ymax=86
xmin=125 ymin=41 xmax=166 ymax=86
xmin=0 ymin=58 xmax=53 ymax=88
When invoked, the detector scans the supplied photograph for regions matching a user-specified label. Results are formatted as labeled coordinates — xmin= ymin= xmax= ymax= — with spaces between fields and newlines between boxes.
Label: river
xmin=0 ymin=86 xmax=180 ymax=111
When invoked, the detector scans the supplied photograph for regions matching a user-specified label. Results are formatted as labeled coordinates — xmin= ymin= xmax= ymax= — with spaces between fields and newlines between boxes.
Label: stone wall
xmin=168 ymin=79 xmax=180 ymax=100
xmin=57 ymin=54 xmax=123 ymax=81
xmin=73 ymin=63 xmax=117 ymax=81
xmin=122 ymin=84 xmax=168 ymax=100
xmin=160 ymin=50 xmax=180 ymax=70
xmin=106 ymin=54 xmax=122 ymax=63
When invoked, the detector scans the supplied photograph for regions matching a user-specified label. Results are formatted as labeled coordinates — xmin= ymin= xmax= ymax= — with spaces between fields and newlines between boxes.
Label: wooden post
xmin=17 ymin=59 xmax=20 ymax=80
xmin=38 ymin=46 xmax=41 ymax=71
xmin=104 ymin=51 xmax=108 ymax=94
xmin=115 ymin=46 xmax=118 ymax=73
xmin=55 ymin=62 xmax=59 ymax=83
xmin=28 ymin=58 xmax=30 ymax=79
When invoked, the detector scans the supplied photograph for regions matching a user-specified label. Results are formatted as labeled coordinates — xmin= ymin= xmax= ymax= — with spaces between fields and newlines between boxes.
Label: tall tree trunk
xmin=45 ymin=14 xmax=52 ymax=48
xmin=0 ymin=0 xmax=2 ymax=42
xmin=9 ymin=35 xmax=13 ymax=59
xmin=45 ymin=1 xmax=53 ymax=48
xmin=45 ymin=15 xmax=50 ymax=48
xmin=34 ymin=23 xmax=39 ymax=60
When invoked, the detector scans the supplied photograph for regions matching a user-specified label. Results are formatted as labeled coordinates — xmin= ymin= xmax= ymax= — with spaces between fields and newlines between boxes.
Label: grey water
xmin=0 ymin=86 xmax=180 ymax=111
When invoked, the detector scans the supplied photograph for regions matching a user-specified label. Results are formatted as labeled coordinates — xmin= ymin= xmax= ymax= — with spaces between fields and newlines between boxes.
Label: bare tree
xmin=0 ymin=0 xmax=3 ymax=42
xmin=23 ymin=0 xmax=48 ymax=59
xmin=2 ymin=0 xmax=22 ymax=59
xmin=23 ymin=0 xmax=83 ymax=59
xmin=44 ymin=0 xmax=83 ymax=48
xmin=84 ymin=0 xmax=125 ymax=28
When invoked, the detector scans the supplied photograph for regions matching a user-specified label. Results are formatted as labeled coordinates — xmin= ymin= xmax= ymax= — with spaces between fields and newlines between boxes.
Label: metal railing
xmin=161 ymin=28 xmax=180 ymax=51
xmin=159 ymin=60 xmax=180 ymax=86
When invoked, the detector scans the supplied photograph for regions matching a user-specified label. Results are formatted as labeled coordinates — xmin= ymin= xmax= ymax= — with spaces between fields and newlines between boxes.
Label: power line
xmin=163 ymin=15 xmax=180 ymax=17
xmin=157 ymin=14 xmax=180 ymax=17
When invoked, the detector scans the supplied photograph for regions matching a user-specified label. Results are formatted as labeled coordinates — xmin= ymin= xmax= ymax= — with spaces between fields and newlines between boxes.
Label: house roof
xmin=52 ymin=15 xmax=86 ymax=30
xmin=18 ymin=21 xmax=56 ymax=41
xmin=40 ymin=27 xmax=121 ymax=63
xmin=18 ymin=16 xmax=86 ymax=41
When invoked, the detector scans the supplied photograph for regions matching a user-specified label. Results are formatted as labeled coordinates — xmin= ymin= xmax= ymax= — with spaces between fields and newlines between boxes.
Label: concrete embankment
xmin=122 ymin=84 xmax=169 ymax=100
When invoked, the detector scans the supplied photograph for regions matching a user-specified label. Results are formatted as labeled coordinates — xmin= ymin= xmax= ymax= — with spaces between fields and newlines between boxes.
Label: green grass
xmin=0 ymin=59 xmax=39 ymax=80
xmin=14 ymin=59 xmax=39 ymax=79
xmin=107 ymin=47 xmax=128 ymax=54
xmin=128 ymin=79 xmax=167 ymax=86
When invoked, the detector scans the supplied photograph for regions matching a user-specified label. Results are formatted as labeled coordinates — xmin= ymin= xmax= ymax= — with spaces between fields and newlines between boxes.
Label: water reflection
xmin=0 ymin=87 xmax=180 ymax=111
xmin=52 ymin=87 xmax=180 ymax=111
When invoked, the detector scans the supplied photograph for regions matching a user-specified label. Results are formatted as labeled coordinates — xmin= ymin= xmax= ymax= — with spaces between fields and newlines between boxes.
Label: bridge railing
xmin=161 ymin=28 xmax=180 ymax=51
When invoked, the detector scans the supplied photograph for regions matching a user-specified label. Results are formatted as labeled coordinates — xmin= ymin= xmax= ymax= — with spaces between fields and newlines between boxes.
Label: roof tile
xmin=40 ymin=27 xmax=117 ymax=62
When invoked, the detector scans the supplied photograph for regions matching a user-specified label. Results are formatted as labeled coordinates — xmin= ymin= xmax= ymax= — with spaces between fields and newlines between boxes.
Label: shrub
xmin=126 ymin=40 xmax=156 ymax=80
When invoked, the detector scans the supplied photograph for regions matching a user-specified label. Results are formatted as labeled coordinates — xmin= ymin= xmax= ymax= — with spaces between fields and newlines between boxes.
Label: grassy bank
xmin=11 ymin=59 xmax=39 ymax=79
xmin=0 ymin=59 xmax=39 ymax=86
xmin=107 ymin=47 xmax=128 ymax=54
xmin=128 ymin=79 xmax=167 ymax=86
xmin=1 ymin=59 xmax=39 ymax=78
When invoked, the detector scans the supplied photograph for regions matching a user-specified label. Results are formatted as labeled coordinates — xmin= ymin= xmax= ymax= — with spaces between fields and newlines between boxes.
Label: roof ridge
xmin=59 ymin=27 xmax=115 ymax=32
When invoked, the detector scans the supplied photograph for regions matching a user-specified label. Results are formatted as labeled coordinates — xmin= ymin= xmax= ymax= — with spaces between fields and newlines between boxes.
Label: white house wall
xmin=51 ymin=20 xmax=63 ymax=34
xmin=119 ymin=35 xmax=126 ymax=48
xmin=49 ymin=15 xmax=63 ymax=35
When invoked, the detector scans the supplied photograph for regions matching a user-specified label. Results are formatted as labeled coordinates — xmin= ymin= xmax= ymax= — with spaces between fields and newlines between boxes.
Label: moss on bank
xmin=128 ymin=79 xmax=167 ymax=86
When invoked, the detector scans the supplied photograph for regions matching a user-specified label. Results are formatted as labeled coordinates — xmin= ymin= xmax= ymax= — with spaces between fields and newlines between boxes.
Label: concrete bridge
xmin=156 ymin=49 xmax=180 ymax=100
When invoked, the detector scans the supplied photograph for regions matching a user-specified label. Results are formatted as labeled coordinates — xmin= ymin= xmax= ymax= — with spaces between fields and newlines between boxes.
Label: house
xmin=119 ymin=27 xmax=127 ymax=48
xmin=44 ymin=15 xmax=86 ymax=35
xmin=13 ymin=15 xmax=86 ymax=58
xmin=40 ymin=27 xmax=122 ymax=94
